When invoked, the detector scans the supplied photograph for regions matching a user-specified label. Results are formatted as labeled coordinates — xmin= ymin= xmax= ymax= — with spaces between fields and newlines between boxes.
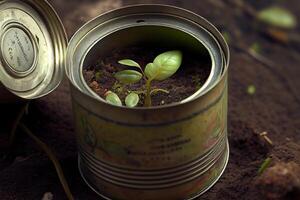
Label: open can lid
xmin=0 ymin=0 xmax=67 ymax=99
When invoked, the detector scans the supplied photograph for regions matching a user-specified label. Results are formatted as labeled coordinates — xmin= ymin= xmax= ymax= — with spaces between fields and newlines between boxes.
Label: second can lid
xmin=0 ymin=0 xmax=67 ymax=99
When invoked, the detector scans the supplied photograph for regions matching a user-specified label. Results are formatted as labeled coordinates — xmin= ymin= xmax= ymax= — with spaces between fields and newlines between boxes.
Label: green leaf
xmin=257 ymin=7 xmax=297 ymax=29
xmin=125 ymin=93 xmax=139 ymax=108
xmin=145 ymin=50 xmax=183 ymax=81
xmin=105 ymin=91 xmax=122 ymax=106
xmin=114 ymin=70 xmax=143 ymax=84
xmin=144 ymin=63 xmax=156 ymax=80
xmin=118 ymin=59 xmax=141 ymax=68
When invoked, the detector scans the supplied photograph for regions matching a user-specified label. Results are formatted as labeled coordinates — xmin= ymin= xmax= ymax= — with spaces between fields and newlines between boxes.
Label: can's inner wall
xmin=83 ymin=26 xmax=212 ymax=69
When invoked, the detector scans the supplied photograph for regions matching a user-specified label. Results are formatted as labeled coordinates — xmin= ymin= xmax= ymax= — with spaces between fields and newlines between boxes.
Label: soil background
xmin=0 ymin=0 xmax=300 ymax=200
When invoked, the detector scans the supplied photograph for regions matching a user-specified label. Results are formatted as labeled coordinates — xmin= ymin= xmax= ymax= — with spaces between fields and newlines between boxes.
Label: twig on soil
xmin=248 ymin=48 xmax=275 ymax=68
xmin=19 ymin=123 xmax=74 ymax=200
xmin=258 ymin=157 xmax=273 ymax=175
xmin=8 ymin=102 xmax=30 ymax=150
xmin=259 ymin=132 xmax=273 ymax=146
xmin=6 ymin=102 xmax=74 ymax=199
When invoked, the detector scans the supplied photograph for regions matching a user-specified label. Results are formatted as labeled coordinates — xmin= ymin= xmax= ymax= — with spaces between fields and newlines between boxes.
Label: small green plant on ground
xmin=105 ymin=50 xmax=183 ymax=107
xmin=258 ymin=157 xmax=273 ymax=175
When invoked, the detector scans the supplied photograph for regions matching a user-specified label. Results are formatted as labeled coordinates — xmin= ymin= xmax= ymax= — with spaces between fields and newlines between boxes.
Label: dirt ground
xmin=0 ymin=0 xmax=300 ymax=199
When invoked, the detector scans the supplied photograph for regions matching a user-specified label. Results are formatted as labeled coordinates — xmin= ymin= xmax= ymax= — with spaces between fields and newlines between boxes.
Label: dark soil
xmin=83 ymin=47 xmax=211 ymax=107
xmin=256 ymin=162 xmax=300 ymax=200
xmin=1 ymin=0 xmax=300 ymax=200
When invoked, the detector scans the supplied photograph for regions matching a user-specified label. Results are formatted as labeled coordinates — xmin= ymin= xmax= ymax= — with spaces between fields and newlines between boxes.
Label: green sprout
xmin=105 ymin=50 xmax=183 ymax=107
xmin=247 ymin=85 xmax=256 ymax=95
xmin=258 ymin=157 xmax=272 ymax=175
xmin=250 ymin=43 xmax=262 ymax=54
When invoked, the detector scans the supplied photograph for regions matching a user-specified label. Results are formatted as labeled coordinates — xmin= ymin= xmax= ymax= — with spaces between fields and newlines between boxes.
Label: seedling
xmin=250 ymin=43 xmax=262 ymax=54
xmin=105 ymin=50 xmax=183 ymax=107
xmin=247 ymin=85 xmax=256 ymax=95
xmin=258 ymin=157 xmax=272 ymax=175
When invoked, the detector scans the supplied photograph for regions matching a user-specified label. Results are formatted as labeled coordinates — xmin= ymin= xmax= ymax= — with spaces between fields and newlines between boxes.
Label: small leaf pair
xmin=105 ymin=91 xmax=139 ymax=108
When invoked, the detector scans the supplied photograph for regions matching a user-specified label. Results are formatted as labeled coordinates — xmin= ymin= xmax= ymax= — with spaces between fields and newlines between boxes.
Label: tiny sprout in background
xmin=258 ymin=157 xmax=272 ymax=175
xmin=247 ymin=85 xmax=256 ymax=95
xmin=106 ymin=50 xmax=183 ymax=107
xmin=257 ymin=7 xmax=297 ymax=29
xmin=250 ymin=43 xmax=262 ymax=54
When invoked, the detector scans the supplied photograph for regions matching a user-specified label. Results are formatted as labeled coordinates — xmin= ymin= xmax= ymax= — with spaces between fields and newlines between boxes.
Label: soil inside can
xmin=83 ymin=46 xmax=211 ymax=107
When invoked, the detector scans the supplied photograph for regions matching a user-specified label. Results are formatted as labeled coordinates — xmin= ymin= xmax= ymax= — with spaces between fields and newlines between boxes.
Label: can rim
xmin=66 ymin=4 xmax=230 ymax=110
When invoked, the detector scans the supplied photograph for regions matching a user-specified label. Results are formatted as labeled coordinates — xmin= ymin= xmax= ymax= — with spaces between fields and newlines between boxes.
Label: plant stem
xmin=19 ymin=123 xmax=74 ymax=200
xmin=144 ymin=79 xmax=152 ymax=107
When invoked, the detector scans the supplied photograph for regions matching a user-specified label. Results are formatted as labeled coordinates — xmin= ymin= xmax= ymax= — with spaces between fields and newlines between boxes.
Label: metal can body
xmin=66 ymin=5 xmax=229 ymax=200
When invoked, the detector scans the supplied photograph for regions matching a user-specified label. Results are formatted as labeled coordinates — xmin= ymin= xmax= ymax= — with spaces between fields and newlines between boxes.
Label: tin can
xmin=0 ymin=0 xmax=67 ymax=103
xmin=66 ymin=5 xmax=229 ymax=200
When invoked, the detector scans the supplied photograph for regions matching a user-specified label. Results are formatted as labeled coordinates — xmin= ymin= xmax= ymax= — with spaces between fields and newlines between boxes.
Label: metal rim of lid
xmin=0 ymin=0 xmax=67 ymax=99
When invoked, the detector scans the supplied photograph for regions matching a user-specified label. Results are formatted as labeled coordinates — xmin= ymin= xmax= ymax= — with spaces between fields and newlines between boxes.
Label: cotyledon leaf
xmin=118 ymin=59 xmax=141 ymax=69
xmin=125 ymin=92 xmax=140 ymax=108
xmin=114 ymin=70 xmax=143 ymax=84
xmin=105 ymin=91 xmax=122 ymax=106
